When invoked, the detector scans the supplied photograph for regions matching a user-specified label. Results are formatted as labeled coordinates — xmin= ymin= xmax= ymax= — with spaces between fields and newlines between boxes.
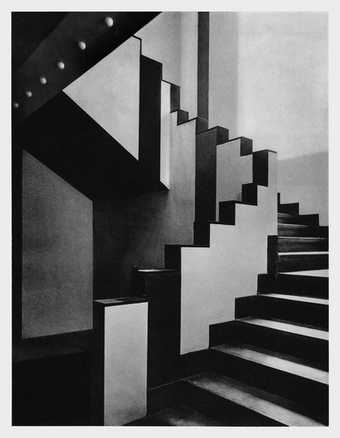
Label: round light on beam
xmin=25 ymin=90 xmax=32 ymax=98
xmin=13 ymin=102 xmax=19 ymax=109
xmin=57 ymin=61 xmax=65 ymax=70
xmin=104 ymin=16 xmax=114 ymax=27
xmin=40 ymin=76 xmax=47 ymax=85
xmin=78 ymin=40 xmax=87 ymax=50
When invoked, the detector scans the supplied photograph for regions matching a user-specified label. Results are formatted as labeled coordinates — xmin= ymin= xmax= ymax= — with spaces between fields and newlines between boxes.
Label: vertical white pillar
xmin=160 ymin=81 xmax=171 ymax=188
xmin=93 ymin=298 xmax=148 ymax=425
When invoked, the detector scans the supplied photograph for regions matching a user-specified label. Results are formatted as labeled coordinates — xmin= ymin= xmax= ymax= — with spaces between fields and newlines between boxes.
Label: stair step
xmin=212 ymin=344 xmax=328 ymax=384
xmin=176 ymin=109 xmax=189 ymax=124
xmin=258 ymin=273 xmax=328 ymax=298
xmin=278 ymin=252 xmax=328 ymax=272
xmin=132 ymin=267 xmax=181 ymax=387
xmin=278 ymin=203 xmax=299 ymax=215
xmin=278 ymin=237 xmax=328 ymax=252
xmin=219 ymin=201 xmax=255 ymax=224
xmin=210 ymin=344 xmax=328 ymax=423
xmin=238 ymin=317 xmax=328 ymax=340
xmin=129 ymin=404 xmax=221 ymax=426
xmin=210 ymin=318 xmax=328 ymax=369
xmin=235 ymin=294 xmax=328 ymax=329
xmin=136 ymin=268 xmax=178 ymax=273
xmin=290 ymin=269 xmax=329 ymax=277
xmin=279 ymin=251 xmax=328 ymax=255
xmin=164 ymin=244 xmax=209 ymax=270
xmin=185 ymin=373 xmax=322 ymax=426
xmin=262 ymin=293 xmax=328 ymax=305
xmin=279 ymin=224 xmax=328 ymax=237
xmin=278 ymin=213 xmax=319 ymax=226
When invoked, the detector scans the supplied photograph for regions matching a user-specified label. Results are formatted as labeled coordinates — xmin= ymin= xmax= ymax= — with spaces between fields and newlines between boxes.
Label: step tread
xmin=279 ymin=251 xmax=328 ymax=256
xmin=278 ymin=237 xmax=327 ymax=240
xmin=287 ymin=270 xmax=329 ymax=277
xmin=262 ymin=293 xmax=328 ymax=306
xmin=279 ymin=223 xmax=313 ymax=228
xmin=136 ymin=268 xmax=178 ymax=273
xmin=278 ymin=213 xmax=318 ymax=218
xmin=237 ymin=317 xmax=328 ymax=340
xmin=278 ymin=212 xmax=296 ymax=217
xmin=212 ymin=344 xmax=328 ymax=384
xmin=186 ymin=372 xmax=322 ymax=426
xmin=138 ymin=404 xmax=221 ymax=426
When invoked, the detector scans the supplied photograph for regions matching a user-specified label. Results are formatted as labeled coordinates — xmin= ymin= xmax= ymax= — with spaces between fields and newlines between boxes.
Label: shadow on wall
xmin=94 ymin=117 xmax=197 ymax=299
xmin=278 ymin=151 xmax=328 ymax=226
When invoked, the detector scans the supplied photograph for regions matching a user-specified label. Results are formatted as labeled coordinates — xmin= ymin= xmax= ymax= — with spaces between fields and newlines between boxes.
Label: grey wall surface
xmin=278 ymin=151 xmax=328 ymax=225
xmin=94 ymin=118 xmax=196 ymax=298
xmin=209 ymin=12 xmax=328 ymax=224
xmin=22 ymin=151 xmax=93 ymax=338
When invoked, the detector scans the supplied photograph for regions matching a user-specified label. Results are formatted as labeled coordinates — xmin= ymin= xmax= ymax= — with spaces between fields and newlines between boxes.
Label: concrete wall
xmin=94 ymin=112 xmax=197 ymax=298
xmin=122 ymin=115 xmax=197 ymax=295
xmin=22 ymin=151 xmax=93 ymax=338
xmin=209 ymin=12 xmax=328 ymax=224
xmin=278 ymin=152 xmax=328 ymax=225
xmin=137 ymin=12 xmax=198 ymax=117
xmin=64 ymin=37 xmax=140 ymax=160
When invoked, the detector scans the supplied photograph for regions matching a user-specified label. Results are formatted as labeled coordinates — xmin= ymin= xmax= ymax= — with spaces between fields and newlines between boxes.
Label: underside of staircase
xmin=130 ymin=199 xmax=329 ymax=427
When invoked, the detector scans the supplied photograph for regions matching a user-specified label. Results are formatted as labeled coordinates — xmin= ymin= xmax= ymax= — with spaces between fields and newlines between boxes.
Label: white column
xmin=93 ymin=298 xmax=148 ymax=425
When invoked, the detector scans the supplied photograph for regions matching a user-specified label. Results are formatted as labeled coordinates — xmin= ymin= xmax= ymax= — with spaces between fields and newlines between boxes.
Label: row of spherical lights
xmin=13 ymin=16 xmax=115 ymax=109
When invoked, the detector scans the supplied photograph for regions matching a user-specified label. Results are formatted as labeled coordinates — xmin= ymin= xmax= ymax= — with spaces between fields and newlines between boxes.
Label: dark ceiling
xmin=12 ymin=11 xmax=160 ymax=122
xmin=12 ymin=12 xmax=68 ymax=71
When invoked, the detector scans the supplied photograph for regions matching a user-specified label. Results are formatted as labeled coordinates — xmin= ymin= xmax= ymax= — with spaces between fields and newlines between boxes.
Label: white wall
xmin=103 ymin=302 xmax=148 ymax=425
xmin=210 ymin=12 xmax=328 ymax=224
xmin=137 ymin=12 xmax=198 ymax=117
xmin=160 ymin=81 xmax=171 ymax=188
xmin=181 ymin=148 xmax=277 ymax=354
xmin=64 ymin=37 xmax=140 ymax=159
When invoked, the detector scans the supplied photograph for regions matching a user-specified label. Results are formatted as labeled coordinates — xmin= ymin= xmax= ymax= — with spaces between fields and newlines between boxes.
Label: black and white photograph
xmin=5 ymin=2 xmax=336 ymax=431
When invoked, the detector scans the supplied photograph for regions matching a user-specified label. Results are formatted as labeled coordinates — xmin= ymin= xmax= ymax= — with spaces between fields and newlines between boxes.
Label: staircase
xmin=131 ymin=200 xmax=329 ymax=426
xmin=14 ymin=15 xmax=329 ymax=427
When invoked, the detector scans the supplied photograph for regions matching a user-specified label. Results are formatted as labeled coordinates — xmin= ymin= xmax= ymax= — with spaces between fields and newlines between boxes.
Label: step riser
xmin=210 ymin=322 xmax=328 ymax=370
xmin=177 ymin=109 xmax=189 ymax=124
xmin=132 ymin=269 xmax=181 ymax=388
xmin=235 ymin=296 xmax=328 ymax=329
xmin=194 ymin=222 xmax=210 ymax=246
xmin=257 ymin=274 xmax=328 ymax=298
xmin=182 ymin=382 xmax=283 ymax=426
xmin=146 ymin=381 xmax=189 ymax=416
xmin=210 ymin=350 xmax=328 ymax=424
xmin=279 ymin=225 xmax=328 ymax=237
xmin=278 ymin=254 xmax=328 ymax=272
xmin=278 ymin=203 xmax=299 ymax=215
xmin=278 ymin=238 xmax=328 ymax=252
xmin=278 ymin=214 xmax=319 ymax=226
xmin=164 ymin=246 xmax=181 ymax=270
xmin=219 ymin=203 xmax=237 ymax=225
